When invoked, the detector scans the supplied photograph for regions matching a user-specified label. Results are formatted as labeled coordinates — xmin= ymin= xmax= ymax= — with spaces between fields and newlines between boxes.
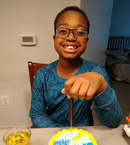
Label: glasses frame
xmin=55 ymin=27 xmax=88 ymax=39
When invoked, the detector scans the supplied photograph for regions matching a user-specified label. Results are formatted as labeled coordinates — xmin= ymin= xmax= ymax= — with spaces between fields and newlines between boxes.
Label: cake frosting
xmin=49 ymin=128 xmax=97 ymax=145
xmin=123 ymin=114 xmax=130 ymax=138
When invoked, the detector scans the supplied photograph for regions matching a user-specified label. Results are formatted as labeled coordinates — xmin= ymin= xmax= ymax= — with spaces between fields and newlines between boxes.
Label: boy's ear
xmin=53 ymin=35 xmax=56 ymax=40
xmin=86 ymin=37 xmax=89 ymax=41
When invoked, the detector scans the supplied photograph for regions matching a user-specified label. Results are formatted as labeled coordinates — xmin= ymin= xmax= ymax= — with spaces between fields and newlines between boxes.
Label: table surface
xmin=0 ymin=124 xmax=130 ymax=145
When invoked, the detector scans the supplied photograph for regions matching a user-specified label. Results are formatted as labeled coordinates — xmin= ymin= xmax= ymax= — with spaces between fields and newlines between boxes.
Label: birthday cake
xmin=49 ymin=128 xmax=97 ymax=145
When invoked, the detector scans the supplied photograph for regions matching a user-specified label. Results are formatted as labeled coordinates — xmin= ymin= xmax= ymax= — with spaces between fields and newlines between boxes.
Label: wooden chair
xmin=28 ymin=61 xmax=47 ymax=128
xmin=28 ymin=61 xmax=47 ymax=92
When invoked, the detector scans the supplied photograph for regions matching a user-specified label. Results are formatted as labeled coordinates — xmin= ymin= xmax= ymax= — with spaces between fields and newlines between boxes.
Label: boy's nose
xmin=66 ymin=31 xmax=76 ymax=40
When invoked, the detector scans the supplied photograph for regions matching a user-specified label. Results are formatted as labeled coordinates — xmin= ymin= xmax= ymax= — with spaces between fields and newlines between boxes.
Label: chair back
xmin=28 ymin=61 xmax=47 ymax=92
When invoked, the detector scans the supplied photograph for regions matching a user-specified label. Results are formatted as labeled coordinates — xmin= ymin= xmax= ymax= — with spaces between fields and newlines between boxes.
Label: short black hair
xmin=54 ymin=6 xmax=90 ymax=34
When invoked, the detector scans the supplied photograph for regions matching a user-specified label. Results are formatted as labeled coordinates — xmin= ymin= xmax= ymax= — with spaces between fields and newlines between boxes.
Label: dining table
xmin=0 ymin=124 xmax=129 ymax=145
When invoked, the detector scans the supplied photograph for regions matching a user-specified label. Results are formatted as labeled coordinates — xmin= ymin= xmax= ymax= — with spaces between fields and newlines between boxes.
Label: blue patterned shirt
xmin=29 ymin=59 xmax=123 ymax=128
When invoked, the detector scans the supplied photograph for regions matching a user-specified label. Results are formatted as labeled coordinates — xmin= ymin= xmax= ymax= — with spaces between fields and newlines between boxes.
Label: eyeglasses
xmin=55 ymin=27 xmax=88 ymax=39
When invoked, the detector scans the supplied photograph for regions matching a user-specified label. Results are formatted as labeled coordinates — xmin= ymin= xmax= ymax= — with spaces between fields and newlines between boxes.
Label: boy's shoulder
xmin=82 ymin=58 xmax=102 ymax=68
xmin=81 ymin=58 xmax=106 ymax=74
xmin=36 ymin=60 xmax=58 ymax=74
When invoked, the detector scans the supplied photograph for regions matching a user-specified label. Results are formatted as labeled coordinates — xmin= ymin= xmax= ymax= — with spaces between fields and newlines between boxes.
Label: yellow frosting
xmin=49 ymin=128 xmax=97 ymax=145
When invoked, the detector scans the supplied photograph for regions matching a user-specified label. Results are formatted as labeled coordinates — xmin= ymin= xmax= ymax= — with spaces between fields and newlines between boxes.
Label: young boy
xmin=29 ymin=6 xmax=123 ymax=128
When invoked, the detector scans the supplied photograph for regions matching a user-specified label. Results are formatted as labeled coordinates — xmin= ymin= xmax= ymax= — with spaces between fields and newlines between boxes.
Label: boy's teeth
xmin=68 ymin=46 xmax=74 ymax=49
xmin=65 ymin=46 xmax=74 ymax=49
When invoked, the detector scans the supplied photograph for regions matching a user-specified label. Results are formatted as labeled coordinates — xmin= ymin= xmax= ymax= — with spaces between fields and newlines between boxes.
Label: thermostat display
xmin=20 ymin=35 xmax=36 ymax=46
xmin=23 ymin=37 xmax=33 ymax=42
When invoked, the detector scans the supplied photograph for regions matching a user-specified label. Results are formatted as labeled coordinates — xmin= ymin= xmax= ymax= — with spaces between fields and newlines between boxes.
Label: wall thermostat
xmin=20 ymin=35 xmax=36 ymax=46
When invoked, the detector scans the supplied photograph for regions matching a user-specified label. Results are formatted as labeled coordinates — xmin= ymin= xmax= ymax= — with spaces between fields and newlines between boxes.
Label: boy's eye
xmin=59 ymin=29 xmax=67 ymax=35
xmin=76 ymin=30 xmax=85 ymax=36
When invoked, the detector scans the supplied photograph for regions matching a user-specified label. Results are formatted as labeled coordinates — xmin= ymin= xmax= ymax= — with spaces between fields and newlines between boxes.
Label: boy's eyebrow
xmin=57 ymin=23 xmax=87 ymax=29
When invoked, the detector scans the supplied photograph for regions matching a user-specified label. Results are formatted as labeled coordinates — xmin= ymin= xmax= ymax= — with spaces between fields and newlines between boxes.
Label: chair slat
xmin=28 ymin=61 xmax=47 ymax=92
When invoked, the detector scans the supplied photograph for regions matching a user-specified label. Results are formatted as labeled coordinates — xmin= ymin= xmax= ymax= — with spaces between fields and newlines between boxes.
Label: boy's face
xmin=53 ymin=10 xmax=88 ymax=61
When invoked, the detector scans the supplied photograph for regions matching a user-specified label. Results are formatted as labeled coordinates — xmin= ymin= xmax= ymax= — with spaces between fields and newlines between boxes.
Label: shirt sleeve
xmin=92 ymin=77 xmax=123 ymax=128
xmin=88 ymin=62 xmax=123 ymax=128
xmin=29 ymin=70 xmax=63 ymax=128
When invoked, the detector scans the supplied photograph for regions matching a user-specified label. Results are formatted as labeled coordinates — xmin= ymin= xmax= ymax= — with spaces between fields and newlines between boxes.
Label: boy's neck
xmin=56 ymin=58 xmax=81 ymax=79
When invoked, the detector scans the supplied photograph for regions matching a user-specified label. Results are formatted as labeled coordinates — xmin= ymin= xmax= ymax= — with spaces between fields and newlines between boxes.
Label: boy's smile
xmin=61 ymin=44 xmax=80 ymax=53
xmin=53 ymin=10 xmax=88 ymax=61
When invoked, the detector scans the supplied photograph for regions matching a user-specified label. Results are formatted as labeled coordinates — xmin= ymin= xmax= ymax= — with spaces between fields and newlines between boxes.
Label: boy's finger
xmin=61 ymin=88 xmax=71 ymax=99
xmin=61 ymin=88 xmax=66 ymax=94
xmin=85 ymin=86 xmax=95 ymax=100
xmin=64 ymin=77 xmax=75 ymax=92
xmin=67 ymin=95 xmax=71 ymax=99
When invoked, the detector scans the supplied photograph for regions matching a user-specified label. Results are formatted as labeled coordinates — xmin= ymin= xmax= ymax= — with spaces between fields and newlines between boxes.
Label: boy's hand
xmin=61 ymin=72 xmax=107 ymax=100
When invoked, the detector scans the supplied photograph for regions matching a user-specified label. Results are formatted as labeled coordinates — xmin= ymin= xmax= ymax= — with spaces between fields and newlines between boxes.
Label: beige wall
xmin=0 ymin=0 xmax=81 ymax=129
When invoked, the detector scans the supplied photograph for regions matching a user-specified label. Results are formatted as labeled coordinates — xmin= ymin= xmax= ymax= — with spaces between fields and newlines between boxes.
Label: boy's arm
xmin=29 ymin=101 xmax=62 ymax=128
xmin=61 ymin=64 xmax=123 ymax=128
xmin=92 ymin=83 xmax=123 ymax=128
xmin=29 ymin=72 xmax=62 ymax=128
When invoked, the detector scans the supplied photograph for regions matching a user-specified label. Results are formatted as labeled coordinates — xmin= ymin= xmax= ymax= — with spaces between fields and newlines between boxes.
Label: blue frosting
xmin=54 ymin=140 xmax=70 ymax=145
xmin=83 ymin=143 xmax=93 ymax=145
xmin=54 ymin=140 xmax=93 ymax=145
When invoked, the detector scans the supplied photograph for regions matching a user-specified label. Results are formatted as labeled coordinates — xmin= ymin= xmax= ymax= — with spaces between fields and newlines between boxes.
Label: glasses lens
xmin=74 ymin=29 xmax=87 ymax=39
xmin=56 ymin=28 xmax=69 ymax=38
